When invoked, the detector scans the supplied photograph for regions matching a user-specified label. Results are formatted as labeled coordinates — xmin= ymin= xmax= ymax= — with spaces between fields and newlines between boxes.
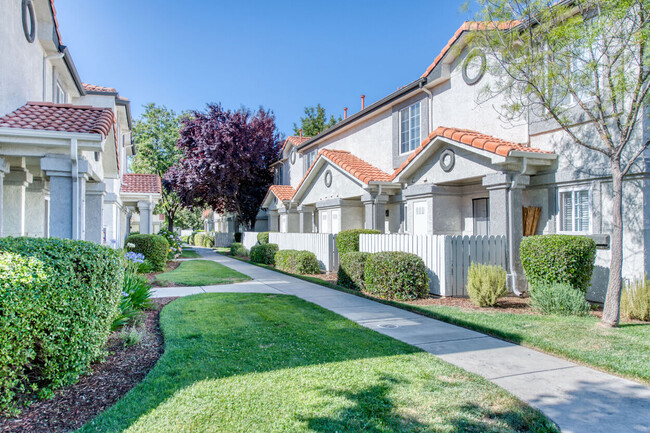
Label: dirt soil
xmin=0 ymin=297 xmax=176 ymax=433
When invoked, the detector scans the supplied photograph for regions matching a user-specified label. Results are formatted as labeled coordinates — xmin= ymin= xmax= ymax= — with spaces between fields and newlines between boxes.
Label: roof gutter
xmin=61 ymin=46 xmax=86 ymax=96
xmin=297 ymin=77 xmax=426 ymax=151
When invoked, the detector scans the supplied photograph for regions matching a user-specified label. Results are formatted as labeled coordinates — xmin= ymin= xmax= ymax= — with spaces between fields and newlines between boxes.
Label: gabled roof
xmin=83 ymin=83 xmax=117 ymax=94
xmin=420 ymin=21 xmax=520 ymax=78
xmin=262 ymin=184 xmax=297 ymax=204
xmin=121 ymin=173 xmax=162 ymax=194
xmin=0 ymin=102 xmax=114 ymax=138
xmin=278 ymin=135 xmax=311 ymax=160
xmin=391 ymin=126 xmax=553 ymax=180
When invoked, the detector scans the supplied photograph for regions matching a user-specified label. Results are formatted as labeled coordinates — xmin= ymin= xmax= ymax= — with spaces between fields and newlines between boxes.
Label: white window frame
xmin=275 ymin=164 xmax=284 ymax=185
xmin=304 ymin=150 xmax=316 ymax=174
xmin=54 ymin=81 xmax=66 ymax=104
xmin=399 ymin=102 xmax=421 ymax=155
xmin=558 ymin=186 xmax=592 ymax=234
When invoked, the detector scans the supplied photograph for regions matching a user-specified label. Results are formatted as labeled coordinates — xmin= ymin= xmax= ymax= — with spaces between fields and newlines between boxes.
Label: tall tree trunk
xmin=601 ymin=159 xmax=625 ymax=327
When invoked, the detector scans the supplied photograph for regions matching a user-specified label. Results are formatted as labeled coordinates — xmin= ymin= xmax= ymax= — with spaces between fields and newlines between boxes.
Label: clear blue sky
xmin=55 ymin=0 xmax=472 ymax=135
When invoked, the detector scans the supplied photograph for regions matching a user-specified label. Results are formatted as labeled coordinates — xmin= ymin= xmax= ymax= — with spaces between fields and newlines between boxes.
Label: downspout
xmin=43 ymin=53 xmax=64 ymax=101
xmin=71 ymin=138 xmax=79 ymax=239
xmin=508 ymin=157 xmax=528 ymax=296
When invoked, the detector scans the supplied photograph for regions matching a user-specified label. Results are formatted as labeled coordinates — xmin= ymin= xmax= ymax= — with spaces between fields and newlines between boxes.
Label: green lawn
xmin=180 ymin=247 xmax=201 ymax=259
xmin=154 ymin=260 xmax=250 ymax=286
xmin=228 ymin=255 xmax=650 ymax=385
xmin=79 ymin=294 xmax=556 ymax=433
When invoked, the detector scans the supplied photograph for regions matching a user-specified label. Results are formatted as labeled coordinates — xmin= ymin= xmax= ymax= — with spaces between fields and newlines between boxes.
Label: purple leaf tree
xmin=165 ymin=104 xmax=282 ymax=230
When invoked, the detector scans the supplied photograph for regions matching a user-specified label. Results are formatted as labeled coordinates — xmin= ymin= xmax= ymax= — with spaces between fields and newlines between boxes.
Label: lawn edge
xmin=221 ymin=252 xmax=649 ymax=386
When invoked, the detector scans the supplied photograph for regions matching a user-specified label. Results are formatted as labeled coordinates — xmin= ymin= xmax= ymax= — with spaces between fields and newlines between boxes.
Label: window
xmin=559 ymin=188 xmax=591 ymax=233
xmin=304 ymin=150 xmax=316 ymax=174
xmin=400 ymin=102 xmax=420 ymax=154
xmin=55 ymin=81 xmax=66 ymax=104
xmin=275 ymin=164 xmax=284 ymax=185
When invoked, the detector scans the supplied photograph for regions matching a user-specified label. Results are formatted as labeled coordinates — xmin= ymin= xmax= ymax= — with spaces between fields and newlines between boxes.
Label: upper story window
xmin=304 ymin=150 xmax=316 ymax=174
xmin=559 ymin=187 xmax=591 ymax=233
xmin=54 ymin=82 xmax=67 ymax=104
xmin=274 ymin=164 xmax=284 ymax=185
xmin=400 ymin=102 xmax=420 ymax=154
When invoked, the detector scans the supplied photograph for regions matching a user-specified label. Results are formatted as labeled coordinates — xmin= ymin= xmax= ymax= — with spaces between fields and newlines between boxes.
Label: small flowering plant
xmin=125 ymin=252 xmax=145 ymax=264
xmin=158 ymin=228 xmax=183 ymax=259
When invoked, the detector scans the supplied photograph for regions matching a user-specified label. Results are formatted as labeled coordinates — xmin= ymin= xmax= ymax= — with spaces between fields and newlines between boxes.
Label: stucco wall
xmin=299 ymin=163 xmax=366 ymax=205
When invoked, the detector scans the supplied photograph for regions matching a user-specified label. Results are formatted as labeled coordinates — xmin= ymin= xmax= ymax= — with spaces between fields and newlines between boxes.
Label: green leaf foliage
xmin=126 ymin=234 xmax=170 ymax=272
xmin=274 ymin=250 xmax=320 ymax=274
xmin=622 ymin=276 xmax=650 ymax=321
xmin=530 ymin=282 xmax=591 ymax=316
xmin=0 ymin=238 xmax=123 ymax=412
xmin=250 ymin=243 xmax=279 ymax=265
xmin=520 ymin=235 xmax=596 ymax=293
xmin=336 ymin=229 xmax=380 ymax=255
xmin=202 ymin=235 xmax=215 ymax=248
xmin=292 ymin=104 xmax=342 ymax=137
xmin=467 ymin=263 xmax=507 ymax=307
xmin=193 ymin=232 xmax=207 ymax=247
xmin=257 ymin=231 xmax=271 ymax=245
xmin=229 ymin=242 xmax=248 ymax=257
xmin=364 ymin=252 xmax=429 ymax=301
xmin=337 ymin=252 xmax=371 ymax=291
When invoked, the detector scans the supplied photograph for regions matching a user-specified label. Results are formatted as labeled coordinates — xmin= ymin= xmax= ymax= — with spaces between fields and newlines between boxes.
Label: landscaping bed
xmin=0 ymin=298 xmax=175 ymax=433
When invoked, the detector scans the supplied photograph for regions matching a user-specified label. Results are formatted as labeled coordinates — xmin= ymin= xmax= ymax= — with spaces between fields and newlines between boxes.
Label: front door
xmin=413 ymin=201 xmax=427 ymax=235
xmin=473 ymin=198 xmax=489 ymax=235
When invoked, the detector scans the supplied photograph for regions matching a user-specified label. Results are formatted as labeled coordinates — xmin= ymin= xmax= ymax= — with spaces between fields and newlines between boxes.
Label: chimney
xmin=344 ymin=107 xmax=348 ymax=119
xmin=361 ymin=95 xmax=366 ymax=110
xmin=299 ymin=128 xmax=303 ymax=138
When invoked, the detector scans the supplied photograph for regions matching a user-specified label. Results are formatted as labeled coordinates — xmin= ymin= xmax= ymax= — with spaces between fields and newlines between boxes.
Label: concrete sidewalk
xmin=153 ymin=248 xmax=650 ymax=433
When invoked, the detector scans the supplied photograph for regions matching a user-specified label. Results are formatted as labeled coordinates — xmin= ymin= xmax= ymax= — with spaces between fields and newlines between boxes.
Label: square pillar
xmin=268 ymin=210 xmax=279 ymax=232
xmin=0 ymin=158 xmax=9 ymax=237
xmin=298 ymin=205 xmax=314 ymax=233
xmin=42 ymin=156 xmax=89 ymax=240
xmin=85 ymin=182 xmax=106 ymax=243
xmin=25 ymin=179 xmax=49 ymax=237
xmin=137 ymin=201 xmax=154 ymax=234
xmin=361 ymin=193 xmax=389 ymax=233
xmin=3 ymin=167 xmax=33 ymax=237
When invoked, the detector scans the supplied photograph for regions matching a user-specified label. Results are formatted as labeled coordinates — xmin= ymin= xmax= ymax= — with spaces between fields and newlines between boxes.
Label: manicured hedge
xmin=275 ymin=250 xmax=320 ymax=274
xmin=0 ymin=238 xmax=123 ymax=410
xmin=250 ymin=243 xmax=279 ymax=265
xmin=126 ymin=234 xmax=169 ymax=271
xmin=364 ymin=252 xmax=429 ymax=300
xmin=202 ymin=235 xmax=214 ymax=248
xmin=530 ymin=282 xmax=591 ymax=316
xmin=189 ymin=230 xmax=204 ymax=245
xmin=336 ymin=229 xmax=380 ymax=255
xmin=193 ymin=232 xmax=207 ymax=247
xmin=520 ymin=235 xmax=596 ymax=293
xmin=230 ymin=242 xmax=248 ymax=257
xmin=257 ymin=232 xmax=270 ymax=245
xmin=337 ymin=252 xmax=370 ymax=291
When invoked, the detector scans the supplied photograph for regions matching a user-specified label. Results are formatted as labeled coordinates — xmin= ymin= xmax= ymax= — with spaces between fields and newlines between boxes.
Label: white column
xmin=298 ymin=205 xmax=314 ymax=233
xmin=25 ymin=178 xmax=49 ymax=237
xmin=361 ymin=193 xmax=389 ymax=233
xmin=137 ymin=200 xmax=154 ymax=234
xmin=3 ymin=167 xmax=33 ymax=237
xmin=0 ymin=158 xmax=9 ymax=237
xmin=85 ymin=182 xmax=106 ymax=243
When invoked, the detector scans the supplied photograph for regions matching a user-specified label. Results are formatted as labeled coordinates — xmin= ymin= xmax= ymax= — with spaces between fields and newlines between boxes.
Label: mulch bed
xmin=0 ymin=297 xmax=176 ymax=433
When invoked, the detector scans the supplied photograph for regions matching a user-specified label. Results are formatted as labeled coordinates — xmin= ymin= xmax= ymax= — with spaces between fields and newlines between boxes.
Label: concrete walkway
xmin=154 ymin=248 xmax=650 ymax=433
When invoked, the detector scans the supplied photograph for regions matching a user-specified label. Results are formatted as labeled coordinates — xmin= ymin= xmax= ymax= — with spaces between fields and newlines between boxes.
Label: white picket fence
xmin=269 ymin=232 xmax=338 ymax=271
xmin=242 ymin=232 xmax=259 ymax=251
xmin=359 ymin=234 xmax=507 ymax=296
xmin=213 ymin=232 xmax=234 ymax=247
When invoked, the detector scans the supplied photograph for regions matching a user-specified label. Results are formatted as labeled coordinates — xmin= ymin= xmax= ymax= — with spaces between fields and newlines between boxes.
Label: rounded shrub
xmin=257 ymin=231 xmax=271 ymax=245
xmin=364 ymin=252 xmax=429 ymax=300
xmin=337 ymin=252 xmax=371 ymax=291
xmin=250 ymin=243 xmax=279 ymax=265
xmin=230 ymin=242 xmax=248 ymax=257
xmin=520 ymin=235 xmax=596 ymax=294
xmin=126 ymin=234 xmax=169 ymax=271
xmin=193 ymin=232 xmax=207 ymax=247
xmin=189 ymin=230 xmax=204 ymax=245
xmin=202 ymin=235 xmax=215 ymax=248
xmin=275 ymin=250 xmax=321 ymax=274
xmin=336 ymin=229 xmax=380 ymax=255
xmin=0 ymin=238 xmax=123 ymax=410
xmin=529 ymin=282 xmax=591 ymax=316
xmin=467 ymin=263 xmax=507 ymax=307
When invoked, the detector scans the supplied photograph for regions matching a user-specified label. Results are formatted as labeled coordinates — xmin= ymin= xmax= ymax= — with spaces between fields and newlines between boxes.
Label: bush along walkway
xmin=153 ymin=248 xmax=650 ymax=433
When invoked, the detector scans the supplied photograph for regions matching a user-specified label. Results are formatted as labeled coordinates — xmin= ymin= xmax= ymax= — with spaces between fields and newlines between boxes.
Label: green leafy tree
xmin=131 ymin=103 xmax=189 ymax=231
xmin=470 ymin=0 xmax=649 ymax=327
xmin=292 ymin=104 xmax=341 ymax=137
xmin=174 ymin=206 xmax=203 ymax=231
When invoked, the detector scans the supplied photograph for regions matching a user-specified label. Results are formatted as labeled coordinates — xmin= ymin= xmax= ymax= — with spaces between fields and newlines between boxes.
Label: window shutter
xmin=575 ymin=190 xmax=590 ymax=232
xmin=560 ymin=191 xmax=573 ymax=231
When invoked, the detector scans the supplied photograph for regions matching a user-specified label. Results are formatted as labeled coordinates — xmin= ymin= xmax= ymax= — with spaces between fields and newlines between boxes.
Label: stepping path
xmin=153 ymin=247 xmax=650 ymax=433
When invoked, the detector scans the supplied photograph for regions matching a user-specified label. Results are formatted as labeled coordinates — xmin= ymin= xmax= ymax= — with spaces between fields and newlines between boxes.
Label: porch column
xmin=3 ymin=167 xmax=33 ymax=237
xmin=41 ymin=156 xmax=88 ymax=240
xmin=268 ymin=210 xmax=279 ymax=232
xmin=298 ymin=205 xmax=314 ymax=233
xmin=0 ymin=158 xmax=9 ymax=237
xmin=85 ymin=182 xmax=106 ymax=243
xmin=361 ymin=193 xmax=389 ymax=233
xmin=483 ymin=173 xmax=529 ymax=294
xmin=25 ymin=178 xmax=49 ymax=237
xmin=137 ymin=200 xmax=154 ymax=234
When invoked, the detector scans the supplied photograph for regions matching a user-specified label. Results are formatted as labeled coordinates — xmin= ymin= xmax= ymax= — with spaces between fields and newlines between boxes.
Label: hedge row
xmin=336 ymin=229 xmax=380 ymax=255
xmin=365 ymin=251 xmax=429 ymax=301
xmin=125 ymin=234 xmax=169 ymax=271
xmin=0 ymin=238 xmax=123 ymax=411
xmin=337 ymin=252 xmax=370 ymax=291
xmin=275 ymin=250 xmax=320 ymax=274
xmin=250 ymin=243 xmax=279 ymax=265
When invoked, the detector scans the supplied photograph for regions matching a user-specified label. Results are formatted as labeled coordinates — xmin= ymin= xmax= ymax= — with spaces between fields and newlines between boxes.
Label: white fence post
xmin=242 ymin=232 xmax=259 ymax=251
xmin=268 ymin=232 xmax=337 ymax=272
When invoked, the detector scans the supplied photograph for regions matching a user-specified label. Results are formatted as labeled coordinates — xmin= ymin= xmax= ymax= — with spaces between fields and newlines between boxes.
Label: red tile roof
xmin=0 ymin=102 xmax=114 ymax=137
xmin=391 ymin=126 xmax=552 ymax=180
xmin=50 ymin=0 xmax=63 ymax=46
xmin=83 ymin=83 xmax=117 ymax=93
xmin=269 ymin=185 xmax=297 ymax=201
xmin=121 ymin=173 xmax=162 ymax=194
xmin=278 ymin=135 xmax=312 ymax=159
xmin=421 ymin=21 xmax=519 ymax=78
